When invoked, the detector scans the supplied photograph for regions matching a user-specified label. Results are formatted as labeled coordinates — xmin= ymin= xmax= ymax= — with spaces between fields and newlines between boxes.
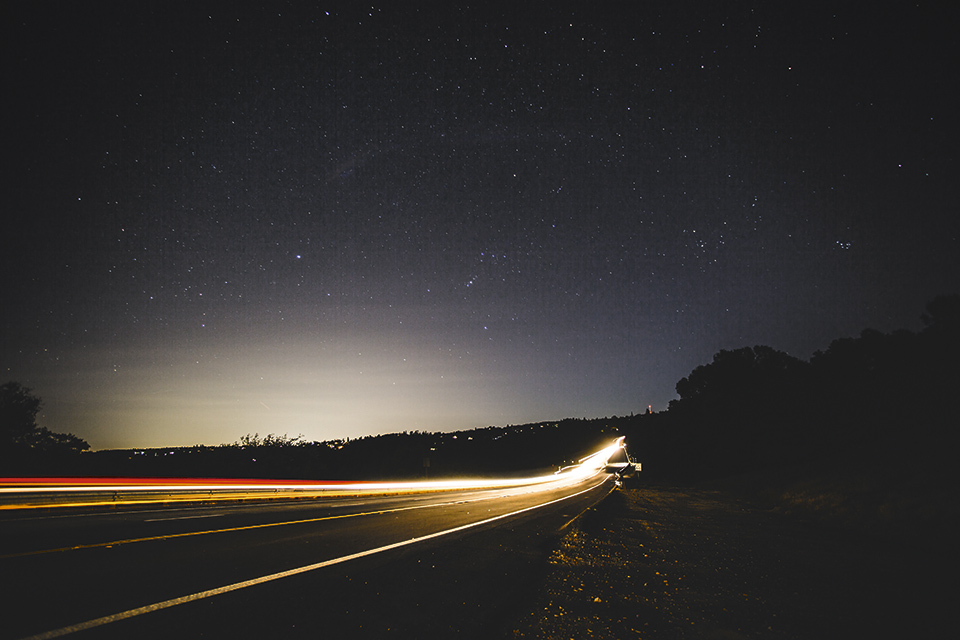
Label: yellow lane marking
xmin=2 ymin=478 xmax=582 ymax=559
xmin=0 ymin=503 xmax=429 ymax=559
xmin=19 ymin=477 xmax=610 ymax=640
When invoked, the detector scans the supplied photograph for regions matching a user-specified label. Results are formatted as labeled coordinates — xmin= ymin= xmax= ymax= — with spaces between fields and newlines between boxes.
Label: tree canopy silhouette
xmin=4 ymin=296 xmax=956 ymax=481
xmin=1 ymin=381 xmax=41 ymax=447
xmin=641 ymin=295 xmax=960 ymax=480
xmin=1 ymin=382 xmax=89 ymax=472
xmin=920 ymin=293 xmax=960 ymax=334
xmin=672 ymin=345 xmax=810 ymax=414
xmin=660 ymin=346 xmax=813 ymax=475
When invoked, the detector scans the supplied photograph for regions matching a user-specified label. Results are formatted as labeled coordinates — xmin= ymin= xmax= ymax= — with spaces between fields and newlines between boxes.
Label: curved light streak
xmin=0 ymin=437 xmax=628 ymax=509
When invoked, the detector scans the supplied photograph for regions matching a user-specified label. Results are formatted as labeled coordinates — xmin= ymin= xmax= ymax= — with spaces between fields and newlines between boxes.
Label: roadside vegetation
xmin=0 ymin=381 xmax=89 ymax=474
xmin=2 ymin=295 xmax=957 ymax=538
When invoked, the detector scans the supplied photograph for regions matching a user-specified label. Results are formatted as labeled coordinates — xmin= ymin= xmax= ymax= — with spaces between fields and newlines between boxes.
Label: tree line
xmin=2 ymin=294 xmax=957 ymax=481
xmin=0 ymin=381 xmax=89 ymax=474
xmin=633 ymin=293 xmax=959 ymax=481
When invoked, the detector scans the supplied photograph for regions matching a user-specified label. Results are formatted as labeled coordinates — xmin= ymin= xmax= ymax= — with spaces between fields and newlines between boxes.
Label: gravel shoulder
xmin=507 ymin=482 xmax=953 ymax=639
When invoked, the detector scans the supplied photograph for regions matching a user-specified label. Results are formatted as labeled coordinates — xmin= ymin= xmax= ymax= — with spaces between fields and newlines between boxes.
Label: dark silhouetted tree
xmin=1 ymin=382 xmax=89 ymax=472
xmin=666 ymin=346 xmax=813 ymax=476
xmin=672 ymin=346 xmax=810 ymax=419
xmin=920 ymin=293 xmax=960 ymax=334
xmin=0 ymin=381 xmax=42 ymax=450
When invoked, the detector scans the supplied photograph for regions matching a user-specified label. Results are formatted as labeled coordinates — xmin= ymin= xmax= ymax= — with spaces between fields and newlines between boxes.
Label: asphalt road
xmin=1 ymin=471 xmax=615 ymax=639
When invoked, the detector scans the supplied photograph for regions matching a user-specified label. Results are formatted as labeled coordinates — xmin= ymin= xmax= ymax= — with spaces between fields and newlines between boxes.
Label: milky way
xmin=3 ymin=3 xmax=958 ymax=448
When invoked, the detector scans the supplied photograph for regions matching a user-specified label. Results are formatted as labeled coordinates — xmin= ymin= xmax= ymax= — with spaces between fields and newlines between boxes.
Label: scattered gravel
xmin=508 ymin=484 xmax=951 ymax=639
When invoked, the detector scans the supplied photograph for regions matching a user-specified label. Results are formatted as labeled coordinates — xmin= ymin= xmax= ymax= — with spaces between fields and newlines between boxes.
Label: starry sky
xmin=4 ymin=2 xmax=958 ymax=450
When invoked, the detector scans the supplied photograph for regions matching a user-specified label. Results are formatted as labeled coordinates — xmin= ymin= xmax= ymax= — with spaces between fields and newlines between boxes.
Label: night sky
xmin=4 ymin=3 xmax=958 ymax=450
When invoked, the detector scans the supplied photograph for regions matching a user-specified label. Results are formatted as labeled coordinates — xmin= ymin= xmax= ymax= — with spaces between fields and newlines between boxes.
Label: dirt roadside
xmin=506 ymin=483 xmax=953 ymax=639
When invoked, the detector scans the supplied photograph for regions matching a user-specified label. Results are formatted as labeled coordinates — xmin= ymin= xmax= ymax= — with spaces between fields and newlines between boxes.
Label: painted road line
xmin=2 ymin=471 xmax=602 ymax=559
xmin=20 ymin=477 xmax=609 ymax=639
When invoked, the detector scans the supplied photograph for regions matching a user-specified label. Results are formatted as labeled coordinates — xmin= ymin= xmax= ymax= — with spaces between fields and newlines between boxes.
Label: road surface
xmin=2 ymin=466 xmax=616 ymax=638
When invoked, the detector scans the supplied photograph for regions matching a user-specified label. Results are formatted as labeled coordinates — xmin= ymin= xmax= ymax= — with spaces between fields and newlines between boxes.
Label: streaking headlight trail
xmin=0 ymin=437 xmax=632 ymax=510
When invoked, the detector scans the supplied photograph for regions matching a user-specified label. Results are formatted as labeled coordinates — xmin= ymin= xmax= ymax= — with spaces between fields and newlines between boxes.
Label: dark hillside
xmin=4 ymin=296 xmax=958 ymax=541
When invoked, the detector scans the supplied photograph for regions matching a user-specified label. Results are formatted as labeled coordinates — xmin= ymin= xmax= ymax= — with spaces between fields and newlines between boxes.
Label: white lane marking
xmin=21 ymin=476 xmax=610 ymax=640
xmin=7 ymin=481 xmax=578 ymax=559
xmin=143 ymin=514 xmax=225 ymax=522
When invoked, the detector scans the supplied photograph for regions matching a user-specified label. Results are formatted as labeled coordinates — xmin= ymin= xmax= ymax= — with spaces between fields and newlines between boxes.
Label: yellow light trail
xmin=0 ymin=437 xmax=627 ymax=510
xmin=19 ymin=476 xmax=614 ymax=640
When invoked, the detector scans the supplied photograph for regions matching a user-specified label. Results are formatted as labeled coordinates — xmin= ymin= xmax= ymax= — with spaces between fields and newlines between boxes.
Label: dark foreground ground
xmin=16 ymin=479 xmax=951 ymax=638
xmin=507 ymin=482 xmax=954 ymax=639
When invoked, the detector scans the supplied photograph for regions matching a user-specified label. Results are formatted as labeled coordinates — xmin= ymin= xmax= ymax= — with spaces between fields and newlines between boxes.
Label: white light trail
xmin=0 ymin=438 xmax=627 ymax=509
xmin=18 ymin=474 xmax=613 ymax=640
